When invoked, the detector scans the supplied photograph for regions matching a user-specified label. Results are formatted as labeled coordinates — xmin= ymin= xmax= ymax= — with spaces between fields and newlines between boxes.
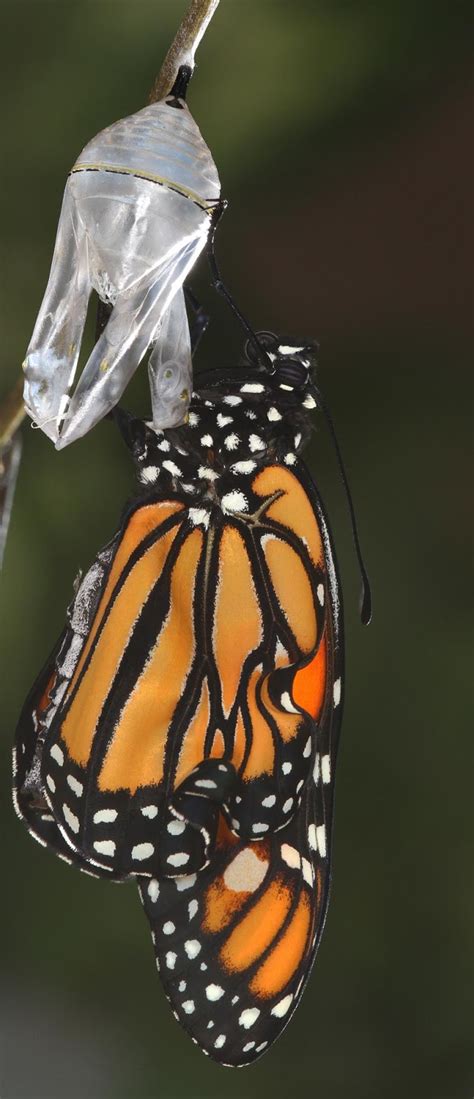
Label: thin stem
xmin=149 ymin=0 xmax=220 ymax=103
xmin=0 ymin=377 xmax=25 ymax=450
xmin=0 ymin=0 xmax=221 ymax=452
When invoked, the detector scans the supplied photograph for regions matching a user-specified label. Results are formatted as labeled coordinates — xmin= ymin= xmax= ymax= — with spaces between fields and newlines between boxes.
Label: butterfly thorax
xmin=123 ymin=371 xmax=318 ymax=516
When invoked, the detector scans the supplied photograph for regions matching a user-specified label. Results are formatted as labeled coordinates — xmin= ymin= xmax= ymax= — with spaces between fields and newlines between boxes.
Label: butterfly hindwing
xmin=137 ymin=456 xmax=344 ymax=1065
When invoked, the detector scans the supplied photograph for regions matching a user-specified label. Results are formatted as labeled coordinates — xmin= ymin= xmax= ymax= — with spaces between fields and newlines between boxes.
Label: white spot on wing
xmin=93 ymin=839 xmax=116 ymax=857
xmin=184 ymin=939 xmax=201 ymax=959
xmin=271 ymin=994 xmax=293 ymax=1017
xmin=176 ymin=874 xmax=196 ymax=891
xmin=321 ymin=754 xmax=331 ymax=783
xmin=163 ymin=921 xmax=175 ymax=935
xmin=302 ymin=858 xmax=314 ymax=886
xmin=167 ymin=819 xmax=186 ymax=835
xmin=166 ymin=952 xmax=176 ymax=969
xmin=182 ymin=1000 xmax=195 ymax=1014
xmin=147 ymin=879 xmax=159 ymax=902
xmin=214 ymin=1034 xmax=226 ymax=1048
xmin=167 ymin=852 xmax=190 ymax=868
xmin=62 ymin=804 xmax=79 ymax=834
xmin=281 ymin=692 xmax=299 ymax=714
xmin=262 ymin=794 xmax=276 ymax=808
xmin=50 ymin=744 xmax=64 ymax=766
xmin=132 ymin=842 xmax=154 ymax=861
xmin=240 ymin=382 xmax=264 ymax=393
xmin=239 ymin=1008 xmax=260 ymax=1029
xmin=141 ymin=804 xmax=158 ymax=819
xmin=206 ymin=984 xmax=224 ymax=1001
xmin=317 ymin=824 xmax=327 ymax=858
xmin=224 ymin=849 xmax=268 ymax=893
xmin=249 ymin=434 xmax=265 ymax=452
xmin=94 ymin=808 xmax=117 ymax=824
xmin=267 ymin=406 xmax=282 ymax=422
xmin=281 ymin=843 xmax=300 ymax=869
xmin=308 ymin=824 xmax=317 ymax=851
xmin=333 ymin=678 xmax=341 ymax=707
xmin=66 ymin=775 xmax=83 ymax=797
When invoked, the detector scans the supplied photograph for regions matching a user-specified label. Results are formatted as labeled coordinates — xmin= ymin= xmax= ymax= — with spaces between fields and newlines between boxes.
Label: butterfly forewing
xmin=14 ymin=350 xmax=346 ymax=1063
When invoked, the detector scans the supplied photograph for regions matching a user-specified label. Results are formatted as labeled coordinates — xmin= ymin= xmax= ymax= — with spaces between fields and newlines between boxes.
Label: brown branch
xmin=0 ymin=377 xmax=25 ymax=450
xmin=149 ymin=0 xmax=221 ymax=103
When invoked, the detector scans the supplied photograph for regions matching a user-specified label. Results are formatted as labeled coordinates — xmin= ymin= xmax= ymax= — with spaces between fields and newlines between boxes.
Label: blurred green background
xmin=1 ymin=2 xmax=472 ymax=1097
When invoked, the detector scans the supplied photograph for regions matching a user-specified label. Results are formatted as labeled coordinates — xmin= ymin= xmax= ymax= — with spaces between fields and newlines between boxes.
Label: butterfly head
xmin=245 ymin=331 xmax=318 ymax=391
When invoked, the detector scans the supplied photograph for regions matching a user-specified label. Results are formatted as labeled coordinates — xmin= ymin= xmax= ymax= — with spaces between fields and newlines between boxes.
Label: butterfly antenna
xmin=207 ymin=204 xmax=273 ymax=370
xmin=312 ymin=382 xmax=372 ymax=625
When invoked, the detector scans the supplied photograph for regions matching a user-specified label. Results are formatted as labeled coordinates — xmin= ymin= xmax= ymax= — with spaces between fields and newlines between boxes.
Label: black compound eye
xmin=244 ymin=331 xmax=279 ymax=367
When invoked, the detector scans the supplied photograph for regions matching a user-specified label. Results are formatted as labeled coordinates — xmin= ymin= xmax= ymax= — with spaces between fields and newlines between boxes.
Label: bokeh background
xmin=1 ymin=2 xmax=472 ymax=1097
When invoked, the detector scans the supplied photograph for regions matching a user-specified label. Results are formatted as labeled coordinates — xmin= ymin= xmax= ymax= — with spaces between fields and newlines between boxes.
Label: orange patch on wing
xmin=260 ymin=678 xmax=301 ymax=742
xmin=203 ymin=878 xmax=251 ymax=933
xmin=97 ymin=529 xmax=202 ymax=793
xmin=292 ymin=632 xmax=327 ymax=720
xmin=61 ymin=524 xmax=180 ymax=767
xmin=262 ymin=536 xmax=317 ymax=654
xmin=252 ymin=466 xmax=323 ymax=566
xmin=243 ymin=667 xmax=275 ymax=779
xmin=37 ymin=670 xmax=57 ymax=718
xmin=66 ymin=501 xmax=184 ymax=700
xmin=216 ymin=814 xmax=240 ymax=851
xmin=231 ymin=709 xmax=247 ymax=771
xmin=210 ymin=728 xmax=226 ymax=758
xmin=219 ymin=879 xmax=292 ymax=972
xmin=249 ymin=892 xmax=312 ymax=997
xmin=213 ymin=527 xmax=262 ymax=716
xmin=174 ymin=679 xmax=211 ymax=788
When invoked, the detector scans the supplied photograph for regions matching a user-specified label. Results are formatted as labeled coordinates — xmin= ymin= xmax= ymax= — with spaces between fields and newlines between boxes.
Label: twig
xmin=0 ymin=0 xmax=221 ymax=551
xmin=149 ymin=0 xmax=220 ymax=102
xmin=0 ymin=377 xmax=25 ymax=450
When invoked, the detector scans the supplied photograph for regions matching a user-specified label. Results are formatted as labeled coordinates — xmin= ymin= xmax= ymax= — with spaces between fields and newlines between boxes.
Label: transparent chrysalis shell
xmin=23 ymin=94 xmax=220 ymax=448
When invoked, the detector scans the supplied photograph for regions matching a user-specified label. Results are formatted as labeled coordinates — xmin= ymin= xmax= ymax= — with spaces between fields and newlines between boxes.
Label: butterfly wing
xmin=138 ymin=459 xmax=344 ymax=1065
xmin=12 ymin=537 xmax=124 ymax=879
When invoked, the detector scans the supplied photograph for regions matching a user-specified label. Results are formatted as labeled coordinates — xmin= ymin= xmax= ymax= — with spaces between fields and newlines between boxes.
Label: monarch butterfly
xmin=13 ymin=332 xmax=369 ymax=1066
